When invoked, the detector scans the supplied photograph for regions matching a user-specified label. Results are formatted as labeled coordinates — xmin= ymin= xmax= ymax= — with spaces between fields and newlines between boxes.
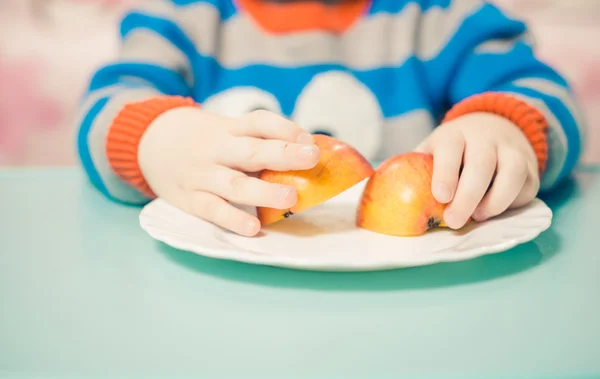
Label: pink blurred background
xmin=0 ymin=0 xmax=598 ymax=167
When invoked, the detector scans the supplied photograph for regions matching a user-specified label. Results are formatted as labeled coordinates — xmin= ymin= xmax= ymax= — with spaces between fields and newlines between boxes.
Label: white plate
xmin=139 ymin=180 xmax=553 ymax=272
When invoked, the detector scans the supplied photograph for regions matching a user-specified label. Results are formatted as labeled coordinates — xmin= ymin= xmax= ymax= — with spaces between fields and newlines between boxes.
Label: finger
xmin=510 ymin=163 xmax=540 ymax=209
xmin=191 ymin=165 xmax=297 ymax=209
xmin=231 ymin=110 xmax=314 ymax=144
xmin=472 ymin=147 xmax=528 ymax=221
xmin=187 ymin=191 xmax=261 ymax=237
xmin=444 ymin=145 xmax=497 ymax=229
xmin=218 ymin=136 xmax=320 ymax=172
xmin=430 ymin=131 xmax=465 ymax=203
xmin=414 ymin=138 xmax=432 ymax=153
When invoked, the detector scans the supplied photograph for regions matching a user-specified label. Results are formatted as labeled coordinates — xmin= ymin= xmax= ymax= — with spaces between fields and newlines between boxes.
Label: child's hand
xmin=138 ymin=108 xmax=320 ymax=236
xmin=416 ymin=112 xmax=540 ymax=229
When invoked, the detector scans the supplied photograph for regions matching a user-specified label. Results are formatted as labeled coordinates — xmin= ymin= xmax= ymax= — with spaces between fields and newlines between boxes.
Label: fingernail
xmin=296 ymin=132 xmax=313 ymax=145
xmin=299 ymin=145 xmax=317 ymax=158
xmin=444 ymin=209 xmax=458 ymax=229
xmin=434 ymin=183 xmax=451 ymax=203
xmin=245 ymin=219 xmax=259 ymax=235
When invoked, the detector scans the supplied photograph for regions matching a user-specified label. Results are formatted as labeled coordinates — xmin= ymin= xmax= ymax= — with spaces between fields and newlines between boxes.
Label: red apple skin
xmin=258 ymin=134 xmax=374 ymax=226
xmin=356 ymin=152 xmax=449 ymax=237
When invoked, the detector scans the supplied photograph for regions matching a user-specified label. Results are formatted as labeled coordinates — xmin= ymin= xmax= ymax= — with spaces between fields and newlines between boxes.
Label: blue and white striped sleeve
xmin=75 ymin=0 xmax=220 ymax=204
xmin=420 ymin=0 xmax=585 ymax=191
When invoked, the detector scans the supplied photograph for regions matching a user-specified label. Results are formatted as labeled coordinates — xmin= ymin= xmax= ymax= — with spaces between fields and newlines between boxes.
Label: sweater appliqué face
xmin=291 ymin=71 xmax=383 ymax=160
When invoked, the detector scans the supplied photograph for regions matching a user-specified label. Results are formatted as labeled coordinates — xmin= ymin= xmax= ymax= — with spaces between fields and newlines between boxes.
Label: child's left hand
xmin=416 ymin=112 xmax=540 ymax=229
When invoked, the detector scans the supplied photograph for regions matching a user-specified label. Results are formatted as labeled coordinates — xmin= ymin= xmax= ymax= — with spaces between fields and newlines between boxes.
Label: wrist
xmin=137 ymin=106 xmax=204 ymax=197
xmin=106 ymin=96 xmax=199 ymax=198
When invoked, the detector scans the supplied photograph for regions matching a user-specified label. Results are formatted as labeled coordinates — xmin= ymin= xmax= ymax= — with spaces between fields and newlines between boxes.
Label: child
xmin=76 ymin=0 xmax=584 ymax=237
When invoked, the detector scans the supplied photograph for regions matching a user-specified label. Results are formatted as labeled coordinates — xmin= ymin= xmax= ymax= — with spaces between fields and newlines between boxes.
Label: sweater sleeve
xmin=76 ymin=0 xmax=221 ymax=204
xmin=419 ymin=0 xmax=585 ymax=192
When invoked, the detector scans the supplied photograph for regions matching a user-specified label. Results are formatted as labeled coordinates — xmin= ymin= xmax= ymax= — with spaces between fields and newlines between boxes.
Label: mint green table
xmin=1 ymin=167 xmax=599 ymax=379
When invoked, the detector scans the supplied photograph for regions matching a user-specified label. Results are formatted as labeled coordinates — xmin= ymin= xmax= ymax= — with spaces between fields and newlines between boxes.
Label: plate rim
xmin=139 ymin=198 xmax=553 ymax=272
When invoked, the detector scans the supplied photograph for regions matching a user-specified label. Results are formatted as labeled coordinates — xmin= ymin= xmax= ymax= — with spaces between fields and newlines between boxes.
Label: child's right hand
xmin=138 ymin=107 xmax=320 ymax=236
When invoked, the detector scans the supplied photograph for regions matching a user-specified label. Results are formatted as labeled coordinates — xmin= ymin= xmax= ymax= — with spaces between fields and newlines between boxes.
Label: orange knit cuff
xmin=443 ymin=92 xmax=549 ymax=174
xmin=106 ymin=95 xmax=199 ymax=198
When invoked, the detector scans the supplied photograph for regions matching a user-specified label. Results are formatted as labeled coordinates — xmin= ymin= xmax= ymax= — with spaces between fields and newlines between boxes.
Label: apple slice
xmin=356 ymin=152 xmax=448 ymax=237
xmin=257 ymin=134 xmax=374 ymax=226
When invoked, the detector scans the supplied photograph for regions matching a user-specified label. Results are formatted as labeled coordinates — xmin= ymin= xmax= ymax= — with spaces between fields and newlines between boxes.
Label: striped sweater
xmin=76 ymin=0 xmax=585 ymax=205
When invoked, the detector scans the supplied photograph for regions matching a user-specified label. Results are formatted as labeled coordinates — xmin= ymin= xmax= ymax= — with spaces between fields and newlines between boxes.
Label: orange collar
xmin=236 ymin=0 xmax=371 ymax=34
